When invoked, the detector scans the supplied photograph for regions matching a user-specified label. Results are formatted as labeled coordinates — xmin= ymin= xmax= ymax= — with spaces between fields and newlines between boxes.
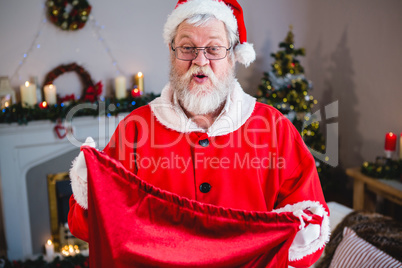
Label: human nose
xmin=192 ymin=48 xmax=209 ymax=66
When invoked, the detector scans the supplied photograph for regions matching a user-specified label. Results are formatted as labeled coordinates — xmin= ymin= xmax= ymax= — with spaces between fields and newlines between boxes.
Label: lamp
xmin=0 ymin=76 xmax=16 ymax=109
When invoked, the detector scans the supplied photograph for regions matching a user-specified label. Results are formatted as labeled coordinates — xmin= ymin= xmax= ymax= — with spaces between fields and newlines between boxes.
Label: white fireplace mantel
xmin=0 ymin=114 xmax=126 ymax=260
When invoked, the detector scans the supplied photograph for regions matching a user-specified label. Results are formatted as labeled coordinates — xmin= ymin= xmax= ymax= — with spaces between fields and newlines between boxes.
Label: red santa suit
xmin=68 ymin=82 xmax=330 ymax=267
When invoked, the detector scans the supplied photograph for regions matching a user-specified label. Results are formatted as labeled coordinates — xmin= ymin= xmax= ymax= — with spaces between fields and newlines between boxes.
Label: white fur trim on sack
xmin=273 ymin=200 xmax=330 ymax=262
xmin=163 ymin=0 xmax=238 ymax=46
xmin=69 ymin=137 xmax=96 ymax=210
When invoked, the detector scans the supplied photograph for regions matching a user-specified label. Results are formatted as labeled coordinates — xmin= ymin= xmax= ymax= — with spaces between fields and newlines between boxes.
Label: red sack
xmin=83 ymin=147 xmax=322 ymax=267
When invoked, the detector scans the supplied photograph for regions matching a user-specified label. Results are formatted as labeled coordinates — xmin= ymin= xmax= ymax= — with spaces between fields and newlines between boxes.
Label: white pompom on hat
xmin=164 ymin=0 xmax=256 ymax=67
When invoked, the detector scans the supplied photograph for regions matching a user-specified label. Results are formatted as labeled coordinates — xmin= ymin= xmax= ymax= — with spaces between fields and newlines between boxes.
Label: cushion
xmin=329 ymin=227 xmax=402 ymax=268
xmin=315 ymin=211 xmax=402 ymax=268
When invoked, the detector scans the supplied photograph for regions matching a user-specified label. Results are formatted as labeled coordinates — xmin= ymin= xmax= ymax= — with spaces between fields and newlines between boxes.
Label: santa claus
xmin=68 ymin=0 xmax=330 ymax=267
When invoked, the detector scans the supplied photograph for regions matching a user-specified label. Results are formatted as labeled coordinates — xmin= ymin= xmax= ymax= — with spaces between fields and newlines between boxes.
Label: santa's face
xmin=170 ymin=18 xmax=235 ymax=115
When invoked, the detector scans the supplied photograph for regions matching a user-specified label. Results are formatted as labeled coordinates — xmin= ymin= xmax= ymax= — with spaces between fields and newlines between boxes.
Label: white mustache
xmin=185 ymin=66 xmax=218 ymax=85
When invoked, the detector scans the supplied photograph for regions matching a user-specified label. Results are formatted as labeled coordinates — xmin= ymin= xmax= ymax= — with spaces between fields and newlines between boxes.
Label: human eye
xmin=180 ymin=46 xmax=194 ymax=54
xmin=206 ymin=46 xmax=222 ymax=55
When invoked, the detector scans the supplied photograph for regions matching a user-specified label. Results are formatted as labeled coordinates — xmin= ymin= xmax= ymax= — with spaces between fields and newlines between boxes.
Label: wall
xmin=1 ymin=0 xmax=402 ymax=168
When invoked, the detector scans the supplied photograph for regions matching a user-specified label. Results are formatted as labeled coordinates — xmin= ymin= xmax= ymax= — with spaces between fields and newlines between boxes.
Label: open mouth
xmin=194 ymin=73 xmax=207 ymax=79
xmin=192 ymin=73 xmax=209 ymax=84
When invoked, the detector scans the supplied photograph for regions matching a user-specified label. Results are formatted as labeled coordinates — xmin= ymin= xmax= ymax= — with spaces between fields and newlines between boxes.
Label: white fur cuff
xmin=69 ymin=137 xmax=96 ymax=210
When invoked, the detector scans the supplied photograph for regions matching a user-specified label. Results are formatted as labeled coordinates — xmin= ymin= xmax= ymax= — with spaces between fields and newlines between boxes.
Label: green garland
xmin=47 ymin=0 xmax=91 ymax=31
xmin=361 ymin=158 xmax=402 ymax=180
xmin=1 ymin=254 xmax=88 ymax=268
xmin=0 ymin=94 xmax=158 ymax=125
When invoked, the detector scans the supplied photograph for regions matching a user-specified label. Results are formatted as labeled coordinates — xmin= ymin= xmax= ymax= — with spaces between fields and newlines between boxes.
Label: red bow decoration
xmin=83 ymin=81 xmax=103 ymax=102
xmin=58 ymin=94 xmax=76 ymax=104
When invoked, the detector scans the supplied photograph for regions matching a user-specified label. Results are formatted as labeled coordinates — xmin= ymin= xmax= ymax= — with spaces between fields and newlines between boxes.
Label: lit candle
xmin=385 ymin=132 xmax=397 ymax=158
xmin=44 ymin=84 xmax=57 ymax=105
xmin=115 ymin=76 xmax=127 ymax=99
xmin=68 ymin=244 xmax=75 ymax=256
xmin=399 ymin=133 xmax=402 ymax=160
xmin=45 ymin=239 xmax=54 ymax=260
xmin=20 ymin=81 xmax=37 ymax=107
xmin=135 ymin=72 xmax=144 ymax=94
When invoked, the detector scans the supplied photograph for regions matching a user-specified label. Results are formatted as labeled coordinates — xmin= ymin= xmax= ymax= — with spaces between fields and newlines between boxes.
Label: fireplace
xmin=0 ymin=114 xmax=125 ymax=260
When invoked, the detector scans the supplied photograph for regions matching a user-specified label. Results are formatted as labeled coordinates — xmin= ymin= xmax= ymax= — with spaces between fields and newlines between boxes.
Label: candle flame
xmin=49 ymin=84 xmax=54 ymax=88
xmin=389 ymin=132 xmax=394 ymax=136
xmin=5 ymin=102 xmax=9 ymax=107
xmin=47 ymin=239 xmax=52 ymax=245
xmin=137 ymin=72 xmax=143 ymax=78
xmin=42 ymin=101 xmax=48 ymax=108
xmin=25 ymin=81 xmax=30 ymax=87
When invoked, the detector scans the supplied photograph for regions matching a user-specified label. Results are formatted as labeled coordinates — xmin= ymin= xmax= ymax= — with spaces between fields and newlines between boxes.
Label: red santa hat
xmin=164 ymin=0 xmax=256 ymax=67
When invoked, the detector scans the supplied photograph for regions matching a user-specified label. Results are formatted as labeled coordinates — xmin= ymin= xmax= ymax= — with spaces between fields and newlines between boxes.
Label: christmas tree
xmin=257 ymin=26 xmax=334 ymax=190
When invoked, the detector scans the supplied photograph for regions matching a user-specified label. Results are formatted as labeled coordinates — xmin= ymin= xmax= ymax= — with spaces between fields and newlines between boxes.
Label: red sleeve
xmin=275 ymin=115 xmax=329 ymax=267
xmin=68 ymin=195 xmax=89 ymax=242
xmin=103 ymin=110 xmax=138 ymax=172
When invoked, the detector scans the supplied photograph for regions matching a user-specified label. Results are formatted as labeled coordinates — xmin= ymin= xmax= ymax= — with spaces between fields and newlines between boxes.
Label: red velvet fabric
xmin=82 ymin=147 xmax=322 ymax=267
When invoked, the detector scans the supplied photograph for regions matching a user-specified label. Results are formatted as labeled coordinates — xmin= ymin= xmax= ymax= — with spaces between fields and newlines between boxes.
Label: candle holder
xmin=384 ymin=150 xmax=394 ymax=159
xmin=0 ymin=76 xmax=16 ymax=109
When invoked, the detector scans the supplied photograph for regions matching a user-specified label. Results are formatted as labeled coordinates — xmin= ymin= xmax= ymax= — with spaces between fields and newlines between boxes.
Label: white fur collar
xmin=149 ymin=81 xmax=256 ymax=137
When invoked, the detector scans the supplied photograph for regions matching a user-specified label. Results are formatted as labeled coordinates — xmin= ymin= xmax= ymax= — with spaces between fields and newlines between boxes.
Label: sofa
xmin=313 ymin=202 xmax=402 ymax=268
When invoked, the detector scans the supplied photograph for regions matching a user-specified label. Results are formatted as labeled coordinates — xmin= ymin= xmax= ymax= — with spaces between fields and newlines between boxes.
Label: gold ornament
xmin=70 ymin=22 xmax=78 ymax=30
xmin=61 ymin=21 xmax=68 ymax=29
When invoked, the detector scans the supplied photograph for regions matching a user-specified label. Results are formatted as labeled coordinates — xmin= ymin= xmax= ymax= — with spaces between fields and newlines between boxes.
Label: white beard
xmin=170 ymin=64 xmax=235 ymax=115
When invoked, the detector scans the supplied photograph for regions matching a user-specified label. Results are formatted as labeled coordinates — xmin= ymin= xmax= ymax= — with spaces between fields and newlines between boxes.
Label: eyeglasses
xmin=171 ymin=44 xmax=231 ymax=61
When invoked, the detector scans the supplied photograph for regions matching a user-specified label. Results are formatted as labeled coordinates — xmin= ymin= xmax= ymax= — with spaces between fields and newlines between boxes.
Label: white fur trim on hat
xmin=235 ymin=42 xmax=256 ymax=67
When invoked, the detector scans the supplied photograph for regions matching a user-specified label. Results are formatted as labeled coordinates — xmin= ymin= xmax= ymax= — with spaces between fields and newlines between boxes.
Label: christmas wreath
xmin=43 ymin=63 xmax=102 ymax=102
xmin=47 ymin=0 xmax=92 ymax=31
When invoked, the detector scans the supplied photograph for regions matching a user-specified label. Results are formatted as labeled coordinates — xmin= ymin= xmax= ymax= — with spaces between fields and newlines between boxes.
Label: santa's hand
xmin=69 ymin=137 xmax=96 ymax=209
